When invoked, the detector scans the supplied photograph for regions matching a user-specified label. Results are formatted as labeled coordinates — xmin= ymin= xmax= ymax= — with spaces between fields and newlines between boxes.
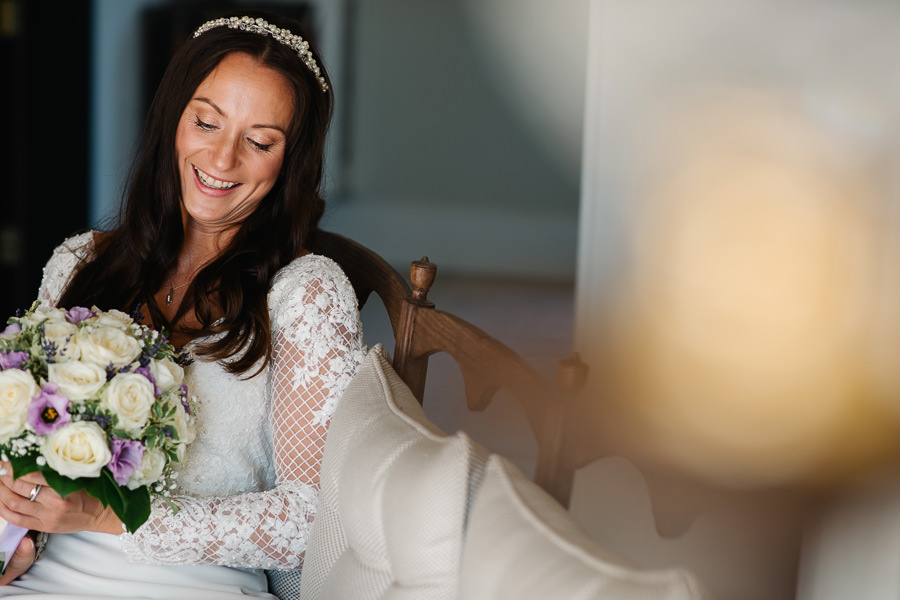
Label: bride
xmin=0 ymin=12 xmax=365 ymax=599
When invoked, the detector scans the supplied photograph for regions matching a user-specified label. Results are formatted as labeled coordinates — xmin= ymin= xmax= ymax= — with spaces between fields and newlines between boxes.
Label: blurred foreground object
xmin=593 ymin=93 xmax=900 ymax=489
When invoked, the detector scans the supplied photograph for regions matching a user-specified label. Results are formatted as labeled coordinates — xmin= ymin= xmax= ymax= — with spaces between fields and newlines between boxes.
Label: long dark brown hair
xmin=58 ymin=12 xmax=334 ymax=375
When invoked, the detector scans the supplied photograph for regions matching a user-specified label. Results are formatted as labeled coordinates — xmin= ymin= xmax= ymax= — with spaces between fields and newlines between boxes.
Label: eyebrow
xmin=192 ymin=97 xmax=287 ymax=134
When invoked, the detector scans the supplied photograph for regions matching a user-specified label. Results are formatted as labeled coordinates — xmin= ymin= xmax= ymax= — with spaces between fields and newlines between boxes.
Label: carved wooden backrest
xmin=311 ymin=230 xmax=587 ymax=506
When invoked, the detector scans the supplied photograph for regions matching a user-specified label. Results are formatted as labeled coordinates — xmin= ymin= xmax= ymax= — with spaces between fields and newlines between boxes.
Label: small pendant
xmin=166 ymin=288 xmax=174 ymax=305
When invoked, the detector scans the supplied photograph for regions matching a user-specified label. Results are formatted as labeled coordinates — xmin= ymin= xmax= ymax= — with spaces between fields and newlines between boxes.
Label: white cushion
xmin=460 ymin=455 xmax=711 ymax=600
xmin=299 ymin=345 xmax=488 ymax=600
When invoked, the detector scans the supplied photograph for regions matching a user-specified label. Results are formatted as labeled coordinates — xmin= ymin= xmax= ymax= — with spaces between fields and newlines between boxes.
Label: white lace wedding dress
xmin=0 ymin=232 xmax=367 ymax=599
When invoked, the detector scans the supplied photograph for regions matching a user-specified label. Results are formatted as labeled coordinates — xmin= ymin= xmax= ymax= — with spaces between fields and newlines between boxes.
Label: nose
xmin=211 ymin=134 xmax=239 ymax=171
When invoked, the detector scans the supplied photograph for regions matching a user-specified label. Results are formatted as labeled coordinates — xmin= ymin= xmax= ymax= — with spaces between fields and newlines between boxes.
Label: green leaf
xmin=95 ymin=469 xmax=125 ymax=511
xmin=81 ymin=470 xmax=151 ymax=534
xmin=8 ymin=454 xmax=41 ymax=479
xmin=122 ymin=487 xmax=151 ymax=533
xmin=44 ymin=470 xmax=88 ymax=499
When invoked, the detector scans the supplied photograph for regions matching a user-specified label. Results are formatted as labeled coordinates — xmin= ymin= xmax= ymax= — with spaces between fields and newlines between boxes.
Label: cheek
xmin=174 ymin=124 xmax=191 ymax=163
xmin=257 ymin=154 xmax=286 ymax=186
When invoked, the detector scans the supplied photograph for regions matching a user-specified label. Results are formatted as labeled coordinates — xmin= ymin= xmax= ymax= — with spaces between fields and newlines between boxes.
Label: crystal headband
xmin=193 ymin=16 xmax=329 ymax=93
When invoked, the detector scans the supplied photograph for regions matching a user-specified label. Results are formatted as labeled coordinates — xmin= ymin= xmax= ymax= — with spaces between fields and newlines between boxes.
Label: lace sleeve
xmin=37 ymin=231 xmax=95 ymax=305
xmin=119 ymin=255 xmax=367 ymax=569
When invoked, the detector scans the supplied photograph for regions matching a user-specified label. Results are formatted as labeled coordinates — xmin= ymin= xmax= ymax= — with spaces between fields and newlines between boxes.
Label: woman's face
xmin=175 ymin=52 xmax=295 ymax=233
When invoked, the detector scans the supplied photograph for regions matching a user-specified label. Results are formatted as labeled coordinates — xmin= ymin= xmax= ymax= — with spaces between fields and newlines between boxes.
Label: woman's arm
xmin=119 ymin=256 xmax=366 ymax=568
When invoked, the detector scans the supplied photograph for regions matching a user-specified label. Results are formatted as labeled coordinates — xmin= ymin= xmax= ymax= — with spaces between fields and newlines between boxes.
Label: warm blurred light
xmin=597 ymin=93 xmax=900 ymax=488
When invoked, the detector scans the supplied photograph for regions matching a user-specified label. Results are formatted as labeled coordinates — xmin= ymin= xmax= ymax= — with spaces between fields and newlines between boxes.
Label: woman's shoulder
xmin=45 ymin=230 xmax=98 ymax=277
xmin=270 ymin=252 xmax=348 ymax=290
xmin=39 ymin=230 xmax=99 ymax=305
xmin=268 ymin=253 xmax=358 ymax=320
xmin=52 ymin=230 xmax=97 ymax=258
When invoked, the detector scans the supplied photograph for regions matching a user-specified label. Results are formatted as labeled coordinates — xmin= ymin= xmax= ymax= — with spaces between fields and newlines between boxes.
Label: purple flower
xmin=134 ymin=366 xmax=161 ymax=397
xmin=1 ymin=323 xmax=21 ymax=336
xmin=65 ymin=307 xmax=95 ymax=324
xmin=107 ymin=437 xmax=145 ymax=486
xmin=27 ymin=383 xmax=71 ymax=435
xmin=0 ymin=351 xmax=28 ymax=371
xmin=179 ymin=384 xmax=191 ymax=415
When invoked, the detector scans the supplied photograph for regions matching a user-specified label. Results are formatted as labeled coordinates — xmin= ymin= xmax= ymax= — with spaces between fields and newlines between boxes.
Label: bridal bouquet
xmin=0 ymin=302 xmax=196 ymax=567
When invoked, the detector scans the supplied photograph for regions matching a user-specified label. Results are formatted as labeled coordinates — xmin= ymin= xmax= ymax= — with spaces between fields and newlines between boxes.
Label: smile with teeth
xmin=193 ymin=165 xmax=240 ymax=190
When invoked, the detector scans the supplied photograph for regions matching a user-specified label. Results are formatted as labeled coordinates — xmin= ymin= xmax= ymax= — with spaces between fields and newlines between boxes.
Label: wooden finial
xmin=409 ymin=257 xmax=437 ymax=305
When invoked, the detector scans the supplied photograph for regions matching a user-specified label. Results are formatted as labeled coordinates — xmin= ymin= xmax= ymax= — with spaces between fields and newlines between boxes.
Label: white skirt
xmin=0 ymin=532 xmax=274 ymax=599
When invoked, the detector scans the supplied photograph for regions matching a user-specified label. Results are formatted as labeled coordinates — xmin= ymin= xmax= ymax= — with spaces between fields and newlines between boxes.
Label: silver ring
xmin=28 ymin=484 xmax=42 ymax=502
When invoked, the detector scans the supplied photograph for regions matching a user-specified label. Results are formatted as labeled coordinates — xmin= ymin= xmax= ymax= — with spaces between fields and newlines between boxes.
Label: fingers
xmin=0 ymin=463 xmax=49 ymax=504
xmin=0 ymin=464 xmax=47 ymax=488
xmin=0 ymin=463 xmax=54 ymax=531
xmin=0 ymin=535 xmax=36 ymax=586
xmin=0 ymin=463 xmax=120 ymax=535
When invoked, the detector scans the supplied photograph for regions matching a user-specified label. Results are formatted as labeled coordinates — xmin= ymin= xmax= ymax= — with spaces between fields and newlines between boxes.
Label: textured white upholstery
xmin=299 ymin=346 xmax=488 ymax=600
xmin=459 ymin=455 xmax=711 ymax=600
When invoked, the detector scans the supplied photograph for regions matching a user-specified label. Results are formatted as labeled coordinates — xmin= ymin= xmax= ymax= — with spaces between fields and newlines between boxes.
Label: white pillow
xmin=460 ymin=455 xmax=711 ymax=600
xmin=299 ymin=345 xmax=488 ymax=600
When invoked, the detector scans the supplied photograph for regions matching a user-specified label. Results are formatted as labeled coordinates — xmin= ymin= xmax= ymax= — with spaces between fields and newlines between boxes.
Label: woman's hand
xmin=0 ymin=534 xmax=36 ymax=585
xmin=0 ymin=464 xmax=123 ymax=536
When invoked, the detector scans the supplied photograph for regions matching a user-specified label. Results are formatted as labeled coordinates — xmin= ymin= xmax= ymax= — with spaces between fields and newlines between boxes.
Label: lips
xmin=192 ymin=165 xmax=240 ymax=190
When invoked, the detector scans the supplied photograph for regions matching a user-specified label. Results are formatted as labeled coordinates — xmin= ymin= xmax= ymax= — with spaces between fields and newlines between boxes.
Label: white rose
xmin=168 ymin=399 xmax=196 ymax=445
xmin=41 ymin=421 xmax=111 ymax=479
xmin=103 ymin=373 xmax=155 ymax=433
xmin=48 ymin=362 xmax=108 ymax=401
xmin=77 ymin=326 xmax=142 ymax=368
xmin=42 ymin=320 xmax=80 ymax=361
xmin=0 ymin=369 xmax=38 ymax=442
xmin=150 ymin=358 xmax=184 ymax=392
xmin=20 ymin=305 xmax=66 ymax=328
xmin=126 ymin=448 xmax=166 ymax=490
xmin=93 ymin=309 xmax=134 ymax=330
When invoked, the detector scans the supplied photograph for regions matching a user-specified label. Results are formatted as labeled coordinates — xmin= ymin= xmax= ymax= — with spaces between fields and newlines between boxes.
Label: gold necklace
xmin=165 ymin=281 xmax=192 ymax=306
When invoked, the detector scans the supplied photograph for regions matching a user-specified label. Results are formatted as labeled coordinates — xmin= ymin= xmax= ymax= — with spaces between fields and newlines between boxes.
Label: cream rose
xmin=126 ymin=448 xmax=166 ymax=490
xmin=42 ymin=320 xmax=80 ymax=361
xmin=0 ymin=369 xmax=38 ymax=442
xmin=20 ymin=305 xmax=66 ymax=328
xmin=150 ymin=358 xmax=184 ymax=392
xmin=169 ymin=399 xmax=196 ymax=444
xmin=92 ymin=309 xmax=134 ymax=330
xmin=41 ymin=421 xmax=111 ymax=479
xmin=48 ymin=362 xmax=108 ymax=401
xmin=103 ymin=373 xmax=155 ymax=433
xmin=77 ymin=326 xmax=142 ymax=368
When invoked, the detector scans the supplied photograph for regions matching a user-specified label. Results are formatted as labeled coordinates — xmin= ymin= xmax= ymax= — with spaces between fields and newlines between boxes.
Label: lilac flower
xmin=65 ymin=306 xmax=95 ymax=324
xmin=27 ymin=383 xmax=71 ymax=435
xmin=179 ymin=384 xmax=192 ymax=415
xmin=1 ymin=323 xmax=21 ymax=336
xmin=0 ymin=351 xmax=28 ymax=371
xmin=134 ymin=366 xmax=161 ymax=397
xmin=108 ymin=437 xmax=146 ymax=486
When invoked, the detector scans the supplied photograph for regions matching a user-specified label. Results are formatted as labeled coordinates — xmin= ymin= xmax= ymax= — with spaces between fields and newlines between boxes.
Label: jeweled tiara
xmin=193 ymin=16 xmax=329 ymax=93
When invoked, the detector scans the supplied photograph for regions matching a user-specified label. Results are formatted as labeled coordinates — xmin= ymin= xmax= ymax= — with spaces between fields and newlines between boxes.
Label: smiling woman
xmin=175 ymin=53 xmax=294 ymax=239
xmin=0 ymin=12 xmax=365 ymax=600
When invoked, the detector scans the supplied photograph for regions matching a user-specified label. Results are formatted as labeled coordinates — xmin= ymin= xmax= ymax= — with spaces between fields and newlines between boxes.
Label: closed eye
xmin=193 ymin=115 xmax=216 ymax=131
xmin=249 ymin=139 xmax=274 ymax=152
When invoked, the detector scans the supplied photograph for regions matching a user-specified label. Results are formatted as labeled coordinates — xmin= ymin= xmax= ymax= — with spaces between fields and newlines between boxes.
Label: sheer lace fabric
xmin=39 ymin=232 xmax=366 ymax=569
